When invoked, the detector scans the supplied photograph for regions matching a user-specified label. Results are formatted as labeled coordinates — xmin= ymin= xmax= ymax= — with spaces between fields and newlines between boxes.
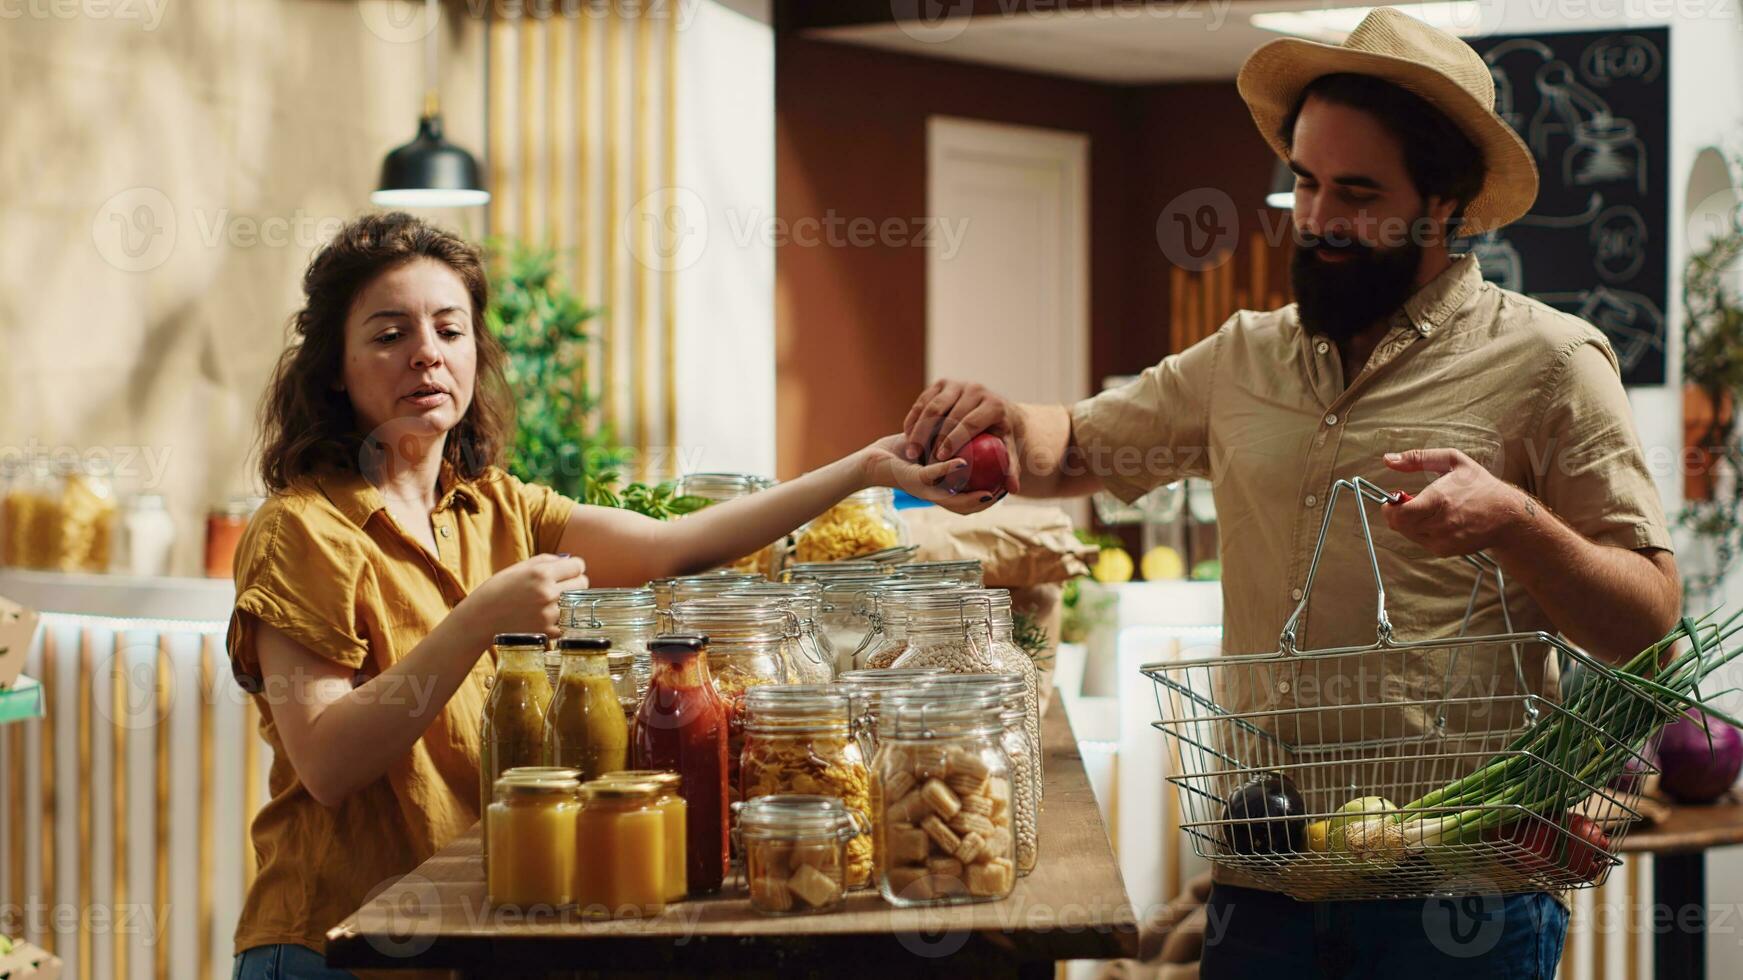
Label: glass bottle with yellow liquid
xmin=479 ymin=633 xmax=553 ymax=859
xmin=544 ymin=637 xmax=629 ymax=780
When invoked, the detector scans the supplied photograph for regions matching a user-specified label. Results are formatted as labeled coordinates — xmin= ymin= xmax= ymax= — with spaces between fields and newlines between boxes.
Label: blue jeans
xmin=232 ymin=944 xmax=357 ymax=980
xmin=1199 ymin=884 xmax=1568 ymax=980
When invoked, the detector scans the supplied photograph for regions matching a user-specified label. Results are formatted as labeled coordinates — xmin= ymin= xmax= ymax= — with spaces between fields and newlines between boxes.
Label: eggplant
xmin=1222 ymin=773 xmax=1307 ymax=854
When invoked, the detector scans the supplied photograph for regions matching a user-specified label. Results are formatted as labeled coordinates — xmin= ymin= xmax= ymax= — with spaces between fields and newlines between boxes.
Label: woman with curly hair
xmin=227 ymin=212 xmax=967 ymax=978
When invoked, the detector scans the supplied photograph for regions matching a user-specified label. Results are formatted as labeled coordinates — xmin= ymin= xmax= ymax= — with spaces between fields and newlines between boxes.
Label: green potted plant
xmin=1677 ymin=172 xmax=1743 ymax=601
xmin=487 ymin=241 xmax=708 ymax=522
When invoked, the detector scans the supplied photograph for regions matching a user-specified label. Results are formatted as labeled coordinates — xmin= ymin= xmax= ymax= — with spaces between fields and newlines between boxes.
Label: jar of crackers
xmin=873 ymin=690 xmax=1016 ymax=906
xmin=739 ymin=685 xmax=873 ymax=888
xmin=737 ymin=794 xmax=868 ymax=915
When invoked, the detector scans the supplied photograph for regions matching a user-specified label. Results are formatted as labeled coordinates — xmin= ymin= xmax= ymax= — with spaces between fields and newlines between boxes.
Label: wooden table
xmin=326 ymin=705 xmax=1139 ymax=977
xmin=1618 ymin=798 xmax=1743 ymax=980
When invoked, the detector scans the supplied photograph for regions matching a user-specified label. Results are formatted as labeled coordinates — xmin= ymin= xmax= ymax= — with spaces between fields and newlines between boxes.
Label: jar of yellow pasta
xmin=737 ymin=794 xmax=868 ymax=915
xmin=487 ymin=768 xmax=581 ymax=908
xmin=739 ymin=686 xmax=873 ymax=887
xmin=676 ymin=472 xmax=782 ymax=576
xmin=792 ymin=487 xmax=906 ymax=564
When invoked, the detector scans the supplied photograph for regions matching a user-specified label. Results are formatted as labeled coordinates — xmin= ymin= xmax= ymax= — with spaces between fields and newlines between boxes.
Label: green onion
xmin=1390 ymin=610 xmax=1743 ymax=846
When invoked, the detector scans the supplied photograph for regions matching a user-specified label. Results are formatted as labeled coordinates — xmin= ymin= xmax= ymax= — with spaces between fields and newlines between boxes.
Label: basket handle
xmin=1277 ymin=476 xmax=1516 ymax=661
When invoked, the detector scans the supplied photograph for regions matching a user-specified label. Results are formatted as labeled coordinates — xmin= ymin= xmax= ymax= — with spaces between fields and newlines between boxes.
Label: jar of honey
xmin=737 ymin=794 xmax=868 ymax=915
xmin=598 ymin=770 xmax=687 ymax=901
xmin=486 ymin=769 xmax=581 ymax=907
xmin=573 ymin=779 xmax=667 ymax=918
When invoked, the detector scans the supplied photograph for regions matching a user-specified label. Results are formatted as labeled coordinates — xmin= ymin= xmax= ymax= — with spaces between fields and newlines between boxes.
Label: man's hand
xmin=862 ymin=434 xmax=1002 ymax=515
xmin=901 ymin=379 xmax=1024 ymax=495
xmin=1381 ymin=448 xmax=1525 ymax=557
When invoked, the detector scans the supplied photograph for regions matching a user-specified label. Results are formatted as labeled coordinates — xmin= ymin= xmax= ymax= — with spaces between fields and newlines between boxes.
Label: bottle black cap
xmin=649 ymin=632 xmax=708 ymax=655
xmin=493 ymin=633 xmax=549 ymax=648
xmin=556 ymin=637 xmax=612 ymax=651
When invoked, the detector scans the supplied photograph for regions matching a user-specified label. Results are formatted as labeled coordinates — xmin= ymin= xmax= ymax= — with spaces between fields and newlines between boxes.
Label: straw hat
xmin=1236 ymin=7 xmax=1537 ymax=237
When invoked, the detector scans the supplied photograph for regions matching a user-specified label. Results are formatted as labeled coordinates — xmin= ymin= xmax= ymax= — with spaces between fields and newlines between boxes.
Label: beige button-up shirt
xmin=1072 ymin=254 xmax=1671 ymax=897
xmin=1074 ymin=254 xmax=1670 ymax=656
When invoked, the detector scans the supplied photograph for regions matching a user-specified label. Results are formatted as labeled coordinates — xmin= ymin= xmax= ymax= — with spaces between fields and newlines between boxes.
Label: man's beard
xmin=1290 ymin=225 xmax=1424 ymax=344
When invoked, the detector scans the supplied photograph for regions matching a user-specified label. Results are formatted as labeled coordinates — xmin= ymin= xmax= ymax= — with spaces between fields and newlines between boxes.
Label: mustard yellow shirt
xmin=226 ymin=464 xmax=575 ymax=958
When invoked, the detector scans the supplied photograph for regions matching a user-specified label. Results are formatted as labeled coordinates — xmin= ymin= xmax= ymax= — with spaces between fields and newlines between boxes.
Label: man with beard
xmin=897 ymin=8 xmax=1676 ymax=977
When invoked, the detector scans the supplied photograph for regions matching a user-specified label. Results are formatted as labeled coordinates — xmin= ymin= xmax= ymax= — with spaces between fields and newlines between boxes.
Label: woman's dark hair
xmin=1279 ymin=73 xmax=1487 ymax=230
xmin=256 ymin=212 xmax=514 ymax=493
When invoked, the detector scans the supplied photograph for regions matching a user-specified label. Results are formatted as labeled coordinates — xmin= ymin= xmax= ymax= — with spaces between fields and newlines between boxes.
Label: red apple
xmin=942 ymin=433 xmax=1008 ymax=495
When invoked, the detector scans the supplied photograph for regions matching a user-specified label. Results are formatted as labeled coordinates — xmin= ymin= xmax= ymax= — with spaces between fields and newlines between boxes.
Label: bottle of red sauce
xmin=631 ymin=633 xmax=729 ymax=894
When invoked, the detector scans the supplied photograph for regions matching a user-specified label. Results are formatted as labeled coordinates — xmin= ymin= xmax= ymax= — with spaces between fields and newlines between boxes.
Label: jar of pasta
xmin=1 ymin=464 xmax=57 ymax=570
xmin=487 ymin=768 xmax=581 ymax=907
xmin=574 ymin=778 xmax=667 ymax=918
xmin=560 ymin=587 xmax=657 ymax=692
xmin=919 ymin=674 xmax=1038 ymax=876
xmin=792 ymin=487 xmax=905 ymax=564
xmin=724 ymin=581 xmax=835 ymax=684
xmin=667 ymin=599 xmax=798 ymax=810
xmin=739 ymin=686 xmax=872 ymax=888
xmin=873 ymin=691 xmax=1016 ymax=906
xmin=676 ymin=473 xmax=783 ymax=576
xmin=598 ymin=770 xmax=687 ymax=901
xmin=480 ymin=634 xmax=554 ymax=860
xmin=891 ymin=590 xmax=1041 ymax=814
xmin=738 ymin=795 xmax=868 ymax=915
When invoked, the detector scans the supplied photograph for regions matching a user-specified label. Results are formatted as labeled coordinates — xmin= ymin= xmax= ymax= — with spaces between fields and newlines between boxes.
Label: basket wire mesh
xmin=1142 ymin=477 xmax=1670 ymax=900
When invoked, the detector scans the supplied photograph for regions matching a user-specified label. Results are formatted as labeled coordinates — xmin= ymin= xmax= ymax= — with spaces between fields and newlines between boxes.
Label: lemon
xmin=1305 ymin=819 xmax=1332 ymax=853
xmin=1091 ymin=547 xmax=1134 ymax=583
xmin=1140 ymin=546 xmax=1185 ymax=581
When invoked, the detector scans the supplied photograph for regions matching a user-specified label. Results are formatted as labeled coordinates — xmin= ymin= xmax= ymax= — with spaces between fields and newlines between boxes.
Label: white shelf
xmin=0 ymin=568 xmax=234 ymax=624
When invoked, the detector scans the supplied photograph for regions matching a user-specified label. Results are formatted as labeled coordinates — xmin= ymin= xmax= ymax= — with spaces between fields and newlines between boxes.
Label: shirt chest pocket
xmin=1334 ymin=420 xmax=1504 ymax=562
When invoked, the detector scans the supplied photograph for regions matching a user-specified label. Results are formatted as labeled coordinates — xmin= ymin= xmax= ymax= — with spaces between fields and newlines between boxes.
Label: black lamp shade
xmin=373 ymin=114 xmax=490 ymax=208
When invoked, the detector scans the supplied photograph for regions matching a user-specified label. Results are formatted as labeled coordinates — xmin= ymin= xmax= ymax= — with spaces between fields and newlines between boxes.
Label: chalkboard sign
xmin=1466 ymin=28 xmax=1669 ymax=386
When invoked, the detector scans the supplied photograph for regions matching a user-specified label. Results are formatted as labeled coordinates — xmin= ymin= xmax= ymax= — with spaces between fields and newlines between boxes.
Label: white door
xmin=926 ymin=117 xmax=1089 ymax=512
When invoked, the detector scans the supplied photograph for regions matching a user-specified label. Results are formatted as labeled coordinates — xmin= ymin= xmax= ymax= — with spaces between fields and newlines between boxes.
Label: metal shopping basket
xmin=1141 ymin=477 xmax=1673 ymax=901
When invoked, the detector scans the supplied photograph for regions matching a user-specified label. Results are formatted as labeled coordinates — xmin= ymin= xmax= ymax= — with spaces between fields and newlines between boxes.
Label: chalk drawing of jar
xmin=1530 ymin=61 xmax=1609 ymax=164
xmin=1470 ymin=231 xmax=1523 ymax=291
xmin=1565 ymin=117 xmax=1647 ymax=193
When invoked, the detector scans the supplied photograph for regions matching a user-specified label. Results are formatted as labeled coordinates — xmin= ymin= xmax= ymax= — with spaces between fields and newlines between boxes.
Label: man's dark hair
xmin=1279 ymin=73 xmax=1486 ymax=232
